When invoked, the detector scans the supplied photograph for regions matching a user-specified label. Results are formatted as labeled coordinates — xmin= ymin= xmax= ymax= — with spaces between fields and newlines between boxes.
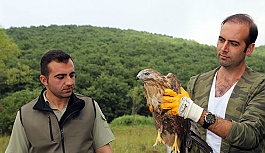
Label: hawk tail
xmin=190 ymin=131 xmax=213 ymax=153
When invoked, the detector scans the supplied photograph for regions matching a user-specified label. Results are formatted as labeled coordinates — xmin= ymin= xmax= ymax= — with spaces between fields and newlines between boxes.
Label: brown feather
xmin=136 ymin=68 xmax=191 ymax=152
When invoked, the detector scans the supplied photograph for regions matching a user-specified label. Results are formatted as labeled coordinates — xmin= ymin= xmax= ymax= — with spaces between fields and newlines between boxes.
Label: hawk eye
xmin=144 ymin=72 xmax=151 ymax=76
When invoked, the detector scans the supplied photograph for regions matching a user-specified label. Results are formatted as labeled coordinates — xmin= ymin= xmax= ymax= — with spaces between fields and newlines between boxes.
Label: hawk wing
xmin=165 ymin=72 xmax=181 ymax=94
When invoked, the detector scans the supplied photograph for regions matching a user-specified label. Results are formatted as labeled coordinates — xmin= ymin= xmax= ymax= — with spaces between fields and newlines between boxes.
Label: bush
xmin=110 ymin=115 xmax=154 ymax=126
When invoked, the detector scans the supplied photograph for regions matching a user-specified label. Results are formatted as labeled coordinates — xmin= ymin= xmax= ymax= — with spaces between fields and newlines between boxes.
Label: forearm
xmin=197 ymin=109 xmax=232 ymax=138
xmin=165 ymin=95 xmax=233 ymax=138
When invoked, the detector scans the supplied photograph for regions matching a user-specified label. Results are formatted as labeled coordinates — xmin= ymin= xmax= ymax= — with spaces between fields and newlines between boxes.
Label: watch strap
xmin=202 ymin=121 xmax=211 ymax=129
xmin=202 ymin=112 xmax=216 ymax=129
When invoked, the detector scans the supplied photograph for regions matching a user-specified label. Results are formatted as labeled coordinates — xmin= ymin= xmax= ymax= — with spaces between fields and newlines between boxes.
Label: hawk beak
xmin=136 ymin=75 xmax=140 ymax=80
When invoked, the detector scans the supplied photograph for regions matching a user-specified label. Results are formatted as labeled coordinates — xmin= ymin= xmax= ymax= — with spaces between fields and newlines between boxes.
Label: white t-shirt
xmin=206 ymin=73 xmax=236 ymax=153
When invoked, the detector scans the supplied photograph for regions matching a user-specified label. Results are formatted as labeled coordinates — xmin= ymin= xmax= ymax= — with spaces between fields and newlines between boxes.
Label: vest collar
xmin=33 ymin=88 xmax=85 ymax=114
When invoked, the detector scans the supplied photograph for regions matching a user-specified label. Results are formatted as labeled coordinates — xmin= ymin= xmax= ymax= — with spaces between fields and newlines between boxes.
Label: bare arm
xmin=198 ymin=110 xmax=232 ymax=138
xmin=95 ymin=144 xmax=113 ymax=153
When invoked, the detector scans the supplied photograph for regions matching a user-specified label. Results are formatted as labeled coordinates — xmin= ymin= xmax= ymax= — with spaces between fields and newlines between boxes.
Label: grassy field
xmin=0 ymin=125 xmax=167 ymax=153
xmin=110 ymin=125 xmax=166 ymax=153
xmin=0 ymin=135 xmax=9 ymax=153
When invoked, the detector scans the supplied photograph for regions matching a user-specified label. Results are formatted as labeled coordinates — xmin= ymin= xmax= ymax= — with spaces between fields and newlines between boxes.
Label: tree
xmin=0 ymin=29 xmax=35 ymax=96
xmin=126 ymin=86 xmax=146 ymax=126
xmin=126 ymin=86 xmax=145 ymax=115
xmin=0 ymin=88 xmax=41 ymax=134
xmin=81 ymin=72 xmax=131 ymax=122
xmin=0 ymin=28 xmax=20 ymax=96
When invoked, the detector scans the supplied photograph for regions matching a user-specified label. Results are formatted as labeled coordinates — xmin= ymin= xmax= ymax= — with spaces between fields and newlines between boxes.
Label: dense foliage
xmin=0 ymin=25 xmax=265 ymax=134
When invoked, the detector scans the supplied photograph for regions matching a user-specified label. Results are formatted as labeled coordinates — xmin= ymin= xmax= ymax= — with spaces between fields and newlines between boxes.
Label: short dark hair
xmin=40 ymin=50 xmax=72 ymax=77
xmin=221 ymin=13 xmax=258 ymax=47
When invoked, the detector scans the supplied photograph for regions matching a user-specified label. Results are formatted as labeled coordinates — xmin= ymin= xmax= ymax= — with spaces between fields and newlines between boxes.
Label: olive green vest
xmin=20 ymin=92 xmax=96 ymax=153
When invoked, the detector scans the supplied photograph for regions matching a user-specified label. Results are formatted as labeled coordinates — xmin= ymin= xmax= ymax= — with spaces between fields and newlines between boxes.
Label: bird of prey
xmin=136 ymin=68 xmax=212 ymax=153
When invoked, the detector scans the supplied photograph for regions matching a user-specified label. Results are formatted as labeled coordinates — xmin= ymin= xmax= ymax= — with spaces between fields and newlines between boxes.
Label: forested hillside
xmin=1 ymin=25 xmax=265 ymax=134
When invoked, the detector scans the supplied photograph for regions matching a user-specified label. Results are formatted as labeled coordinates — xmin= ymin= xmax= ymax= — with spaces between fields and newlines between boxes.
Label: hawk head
xmin=136 ymin=68 xmax=181 ymax=94
xmin=136 ymin=68 xmax=163 ymax=81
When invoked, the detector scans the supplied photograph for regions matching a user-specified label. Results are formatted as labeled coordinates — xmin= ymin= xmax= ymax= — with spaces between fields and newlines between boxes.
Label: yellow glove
xmin=161 ymin=87 xmax=204 ymax=122
xmin=161 ymin=87 xmax=190 ymax=116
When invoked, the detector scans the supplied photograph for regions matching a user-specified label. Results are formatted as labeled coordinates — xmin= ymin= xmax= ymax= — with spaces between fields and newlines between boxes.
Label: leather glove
xmin=161 ymin=87 xmax=203 ymax=122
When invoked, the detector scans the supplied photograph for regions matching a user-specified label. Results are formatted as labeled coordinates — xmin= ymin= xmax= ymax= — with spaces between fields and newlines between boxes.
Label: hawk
xmin=136 ymin=68 xmax=212 ymax=153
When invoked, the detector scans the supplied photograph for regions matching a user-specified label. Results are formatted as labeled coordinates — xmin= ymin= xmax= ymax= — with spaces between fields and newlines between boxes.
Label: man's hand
xmin=161 ymin=87 xmax=190 ymax=116
xmin=161 ymin=87 xmax=203 ymax=122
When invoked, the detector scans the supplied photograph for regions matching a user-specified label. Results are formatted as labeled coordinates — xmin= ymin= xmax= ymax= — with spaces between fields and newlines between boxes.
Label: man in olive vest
xmin=5 ymin=50 xmax=115 ymax=153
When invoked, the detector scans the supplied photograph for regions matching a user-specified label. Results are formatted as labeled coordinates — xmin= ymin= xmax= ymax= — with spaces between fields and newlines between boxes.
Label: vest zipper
xmin=48 ymin=113 xmax=54 ymax=141
xmin=60 ymin=109 xmax=81 ymax=127
xmin=48 ymin=112 xmax=65 ymax=153
xmin=59 ymin=105 xmax=83 ymax=153
xmin=60 ymin=111 xmax=77 ymax=153
xmin=61 ymin=129 xmax=65 ymax=153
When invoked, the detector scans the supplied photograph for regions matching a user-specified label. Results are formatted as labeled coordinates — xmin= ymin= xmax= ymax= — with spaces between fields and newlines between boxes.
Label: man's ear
xmin=40 ymin=75 xmax=48 ymax=85
xmin=246 ymin=43 xmax=255 ymax=56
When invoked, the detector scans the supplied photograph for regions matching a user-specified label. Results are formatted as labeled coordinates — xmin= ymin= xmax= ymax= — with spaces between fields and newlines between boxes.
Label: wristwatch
xmin=202 ymin=112 xmax=216 ymax=129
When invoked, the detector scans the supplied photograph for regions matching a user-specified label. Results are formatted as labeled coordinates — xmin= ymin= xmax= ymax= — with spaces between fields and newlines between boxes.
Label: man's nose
xmin=65 ymin=76 xmax=74 ymax=85
xmin=221 ymin=41 xmax=229 ymax=52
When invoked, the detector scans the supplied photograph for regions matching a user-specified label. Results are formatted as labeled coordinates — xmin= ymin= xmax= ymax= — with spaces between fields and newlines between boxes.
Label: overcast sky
xmin=1 ymin=0 xmax=265 ymax=46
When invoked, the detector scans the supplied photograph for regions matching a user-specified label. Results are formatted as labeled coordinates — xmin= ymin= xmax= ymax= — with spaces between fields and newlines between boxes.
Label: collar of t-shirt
xmin=43 ymin=90 xmax=68 ymax=121
xmin=206 ymin=72 xmax=237 ymax=153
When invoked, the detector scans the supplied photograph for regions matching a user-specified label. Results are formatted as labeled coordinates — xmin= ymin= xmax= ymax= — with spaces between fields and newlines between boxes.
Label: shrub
xmin=110 ymin=115 xmax=154 ymax=126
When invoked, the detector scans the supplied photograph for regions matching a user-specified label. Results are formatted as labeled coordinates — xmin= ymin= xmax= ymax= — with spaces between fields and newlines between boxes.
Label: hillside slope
xmin=4 ymin=25 xmax=265 ymax=121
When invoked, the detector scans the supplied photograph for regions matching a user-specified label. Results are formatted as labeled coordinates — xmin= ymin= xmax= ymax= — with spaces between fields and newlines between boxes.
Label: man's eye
xmin=57 ymin=76 xmax=64 ymax=79
xmin=231 ymin=42 xmax=239 ymax=47
xmin=219 ymin=38 xmax=225 ymax=43
xmin=70 ymin=74 xmax=75 ymax=78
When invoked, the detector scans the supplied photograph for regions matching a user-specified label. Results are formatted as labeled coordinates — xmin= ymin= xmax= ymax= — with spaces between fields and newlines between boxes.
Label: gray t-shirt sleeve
xmin=5 ymin=111 xmax=29 ymax=153
xmin=92 ymin=102 xmax=115 ymax=149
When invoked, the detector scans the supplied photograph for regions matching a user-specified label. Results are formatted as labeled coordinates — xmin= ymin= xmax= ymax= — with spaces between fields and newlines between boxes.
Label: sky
xmin=1 ymin=0 xmax=265 ymax=47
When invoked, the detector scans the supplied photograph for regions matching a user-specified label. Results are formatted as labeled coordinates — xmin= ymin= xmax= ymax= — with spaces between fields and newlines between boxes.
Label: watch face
xmin=205 ymin=113 xmax=216 ymax=124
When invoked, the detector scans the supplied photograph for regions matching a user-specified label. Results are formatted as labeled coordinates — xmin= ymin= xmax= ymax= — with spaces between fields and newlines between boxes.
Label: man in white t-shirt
xmin=162 ymin=14 xmax=265 ymax=152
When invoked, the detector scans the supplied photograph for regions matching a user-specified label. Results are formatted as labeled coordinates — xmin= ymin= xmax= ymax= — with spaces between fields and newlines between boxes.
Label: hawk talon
xmin=153 ymin=131 xmax=165 ymax=148
xmin=171 ymin=134 xmax=180 ymax=153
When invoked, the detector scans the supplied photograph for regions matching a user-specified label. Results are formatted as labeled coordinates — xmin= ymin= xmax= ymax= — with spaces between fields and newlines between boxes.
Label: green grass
xmin=0 ymin=135 xmax=9 ymax=153
xmin=110 ymin=125 xmax=166 ymax=153
xmin=110 ymin=115 xmax=167 ymax=152
xmin=0 ymin=115 xmax=167 ymax=153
